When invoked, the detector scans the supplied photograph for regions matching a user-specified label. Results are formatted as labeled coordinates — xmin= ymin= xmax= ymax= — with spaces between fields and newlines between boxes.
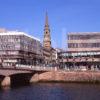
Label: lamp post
xmin=72 ymin=55 xmax=74 ymax=71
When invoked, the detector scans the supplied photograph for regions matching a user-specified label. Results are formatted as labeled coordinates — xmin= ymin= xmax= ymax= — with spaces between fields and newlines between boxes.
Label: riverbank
xmin=38 ymin=71 xmax=100 ymax=83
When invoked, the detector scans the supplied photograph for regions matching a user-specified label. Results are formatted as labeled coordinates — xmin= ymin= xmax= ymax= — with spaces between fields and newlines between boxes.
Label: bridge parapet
xmin=15 ymin=65 xmax=57 ymax=71
xmin=0 ymin=65 xmax=58 ymax=72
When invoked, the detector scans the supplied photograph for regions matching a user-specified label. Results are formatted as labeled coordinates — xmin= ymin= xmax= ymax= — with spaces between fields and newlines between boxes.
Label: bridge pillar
xmin=1 ymin=76 xmax=11 ymax=87
xmin=30 ymin=73 xmax=39 ymax=83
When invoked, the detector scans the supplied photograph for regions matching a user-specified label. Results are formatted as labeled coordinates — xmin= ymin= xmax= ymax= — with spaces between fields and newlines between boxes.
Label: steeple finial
xmin=45 ymin=12 xmax=49 ymax=26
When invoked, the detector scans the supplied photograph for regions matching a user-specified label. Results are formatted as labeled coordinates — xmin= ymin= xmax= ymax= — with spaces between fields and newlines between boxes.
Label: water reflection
xmin=0 ymin=83 xmax=100 ymax=100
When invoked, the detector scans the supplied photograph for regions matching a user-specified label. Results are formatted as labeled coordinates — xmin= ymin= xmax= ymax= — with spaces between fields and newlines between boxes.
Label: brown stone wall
xmin=39 ymin=71 xmax=100 ymax=83
xmin=1 ymin=76 xmax=10 ymax=87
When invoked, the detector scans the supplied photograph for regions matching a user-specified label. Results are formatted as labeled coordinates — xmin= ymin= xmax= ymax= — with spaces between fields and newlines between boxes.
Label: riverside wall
xmin=38 ymin=71 xmax=100 ymax=83
xmin=1 ymin=71 xmax=100 ymax=87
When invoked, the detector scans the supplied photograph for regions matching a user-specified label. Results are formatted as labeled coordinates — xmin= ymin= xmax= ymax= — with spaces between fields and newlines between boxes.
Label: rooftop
xmin=68 ymin=32 xmax=100 ymax=35
xmin=0 ymin=30 xmax=40 ymax=41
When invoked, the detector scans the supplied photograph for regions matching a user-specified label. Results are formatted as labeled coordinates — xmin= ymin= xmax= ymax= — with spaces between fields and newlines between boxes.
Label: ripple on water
xmin=0 ymin=83 xmax=100 ymax=100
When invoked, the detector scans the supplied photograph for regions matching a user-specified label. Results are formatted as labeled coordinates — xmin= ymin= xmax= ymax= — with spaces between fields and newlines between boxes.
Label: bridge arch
xmin=0 ymin=75 xmax=5 ymax=83
xmin=10 ymin=73 xmax=34 ymax=86
xmin=0 ymin=67 xmax=52 ymax=87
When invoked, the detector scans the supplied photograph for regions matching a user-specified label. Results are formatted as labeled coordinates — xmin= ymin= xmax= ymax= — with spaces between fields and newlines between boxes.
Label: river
xmin=0 ymin=83 xmax=100 ymax=100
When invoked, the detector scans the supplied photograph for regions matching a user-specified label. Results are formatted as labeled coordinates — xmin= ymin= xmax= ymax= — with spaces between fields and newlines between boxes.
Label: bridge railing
xmin=0 ymin=64 xmax=58 ymax=71
xmin=15 ymin=64 xmax=57 ymax=71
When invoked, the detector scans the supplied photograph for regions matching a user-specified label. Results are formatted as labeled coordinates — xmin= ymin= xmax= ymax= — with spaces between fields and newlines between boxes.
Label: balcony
xmin=59 ymin=57 xmax=100 ymax=63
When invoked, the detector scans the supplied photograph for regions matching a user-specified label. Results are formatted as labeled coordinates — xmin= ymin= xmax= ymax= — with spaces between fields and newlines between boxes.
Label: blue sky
xmin=0 ymin=0 xmax=100 ymax=49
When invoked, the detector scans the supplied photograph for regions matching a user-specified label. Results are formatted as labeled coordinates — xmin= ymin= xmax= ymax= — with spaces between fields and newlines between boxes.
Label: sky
xmin=0 ymin=0 xmax=100 ymax=49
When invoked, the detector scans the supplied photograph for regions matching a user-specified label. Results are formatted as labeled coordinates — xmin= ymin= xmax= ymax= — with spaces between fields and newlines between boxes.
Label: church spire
xmin=43 ymin=12 xmax=51 ymax=49
xmin=45 ymin=12 xmax=49 ymax=27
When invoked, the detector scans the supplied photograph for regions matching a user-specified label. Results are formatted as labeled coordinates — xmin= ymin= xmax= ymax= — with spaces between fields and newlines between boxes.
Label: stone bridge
xmin=0 ymin=66 xmax=57 ymax=87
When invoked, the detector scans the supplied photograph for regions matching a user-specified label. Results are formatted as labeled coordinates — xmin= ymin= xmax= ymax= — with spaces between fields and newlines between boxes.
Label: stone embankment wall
xmin=38 ymin=71 xmax=100 ymax=83
xmin=1 ymin=71 xmax=100 ymax=87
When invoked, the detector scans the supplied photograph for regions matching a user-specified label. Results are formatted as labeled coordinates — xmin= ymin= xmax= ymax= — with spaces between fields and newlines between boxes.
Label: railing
xmin=60 ymin=58 xmax=100 ymax=62
xmin=1 ymin=63 xmax=100 ymax=72
xmin=0 ymin=64 xmax=58 ymax=71
xmin=16 ymin=65 xmax=57 ymax=71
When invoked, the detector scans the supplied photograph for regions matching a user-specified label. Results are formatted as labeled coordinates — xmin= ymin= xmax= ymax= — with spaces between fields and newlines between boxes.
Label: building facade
xmin=58 ymin=32 xmax=100 ymax=70
xmin=0 ymin=31 xmax=43 ymax=67
xmin=68 ymin=32 xmax=100 ymax=52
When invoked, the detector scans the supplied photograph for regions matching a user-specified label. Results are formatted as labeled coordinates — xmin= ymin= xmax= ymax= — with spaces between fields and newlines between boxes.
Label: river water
xmin=0 ymin=83 xmax=100 ymax=100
